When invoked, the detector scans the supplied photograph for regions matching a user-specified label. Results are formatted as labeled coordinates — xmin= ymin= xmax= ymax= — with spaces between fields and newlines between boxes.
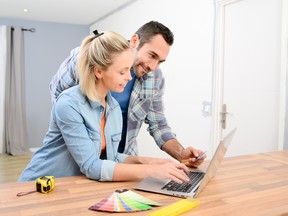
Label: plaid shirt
xmin=49 ymin=47 xmax=176 ymax=155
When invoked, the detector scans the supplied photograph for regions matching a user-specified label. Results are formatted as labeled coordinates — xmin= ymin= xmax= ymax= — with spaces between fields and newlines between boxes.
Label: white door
xmin=210 ymin=0 xmax=286 ymax=157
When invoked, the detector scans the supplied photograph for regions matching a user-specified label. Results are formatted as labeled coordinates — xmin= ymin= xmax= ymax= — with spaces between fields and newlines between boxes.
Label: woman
xmin=18 ymin=30 xmax=190 ymax=184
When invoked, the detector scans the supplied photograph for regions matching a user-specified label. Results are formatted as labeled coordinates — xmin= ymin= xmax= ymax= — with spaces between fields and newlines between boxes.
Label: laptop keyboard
xmin=161 ymin=171 xmax=205 ymax=193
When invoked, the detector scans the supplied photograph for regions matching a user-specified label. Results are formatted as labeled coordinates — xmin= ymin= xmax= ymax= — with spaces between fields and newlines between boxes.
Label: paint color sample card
xmin=116 ymin=189 xmax=162 ymax=207
xmin=89 ymin=189 xmax=162 ymax=213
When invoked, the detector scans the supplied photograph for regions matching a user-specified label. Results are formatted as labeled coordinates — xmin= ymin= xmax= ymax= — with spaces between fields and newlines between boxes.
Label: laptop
xmin=133 ymin=128 xmax=236 ymax=198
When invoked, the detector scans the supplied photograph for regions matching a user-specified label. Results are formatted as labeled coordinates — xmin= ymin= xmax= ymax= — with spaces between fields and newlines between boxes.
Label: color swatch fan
xmin=89 ymin=189 xmax=162 ymax=213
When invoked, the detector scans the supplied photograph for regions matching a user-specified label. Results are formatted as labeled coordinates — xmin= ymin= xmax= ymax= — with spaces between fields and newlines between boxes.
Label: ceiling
xmin=0 ymin=0 xmax=138 ymax=25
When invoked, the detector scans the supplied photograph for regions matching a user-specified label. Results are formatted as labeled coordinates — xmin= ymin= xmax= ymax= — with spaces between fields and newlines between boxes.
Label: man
xmin=49 ymin=21 xmax=206 ymax=167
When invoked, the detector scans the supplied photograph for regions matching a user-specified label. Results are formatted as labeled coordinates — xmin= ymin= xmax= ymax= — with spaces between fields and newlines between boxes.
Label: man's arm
xmin=49 ymin=47 xmax=80 ymax=103
xmin=145 ymin=69 xmax=206 ymax=167
xmin=161 ymin=139 xmax=184 ymax=161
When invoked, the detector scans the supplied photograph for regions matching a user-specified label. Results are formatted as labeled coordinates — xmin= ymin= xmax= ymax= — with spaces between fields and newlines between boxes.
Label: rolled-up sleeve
xmin=100 ymin=153 xmax=129 ymax=181
xmin=100 ymin=160 xmax=117 ymax=181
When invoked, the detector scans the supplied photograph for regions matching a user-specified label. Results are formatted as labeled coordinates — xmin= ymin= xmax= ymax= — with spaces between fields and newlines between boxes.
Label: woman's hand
xmin=146 ymin=161 xmax=191 ymax=184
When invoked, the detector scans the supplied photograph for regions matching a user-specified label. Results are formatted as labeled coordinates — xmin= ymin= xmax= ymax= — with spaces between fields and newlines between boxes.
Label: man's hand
xmin=180 ymin=147 xmax=206 ymax=168
xmin=161 ymin=139 xmax=206 ymax=168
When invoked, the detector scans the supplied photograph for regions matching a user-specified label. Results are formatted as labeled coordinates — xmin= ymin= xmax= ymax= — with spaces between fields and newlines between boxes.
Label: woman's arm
xmin=112 ymin=156 xmax=191 ymax=183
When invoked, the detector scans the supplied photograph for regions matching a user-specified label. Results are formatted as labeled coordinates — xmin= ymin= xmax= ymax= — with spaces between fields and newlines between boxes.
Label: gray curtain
xmin=0 ymin=26 xmax=29 ymax=155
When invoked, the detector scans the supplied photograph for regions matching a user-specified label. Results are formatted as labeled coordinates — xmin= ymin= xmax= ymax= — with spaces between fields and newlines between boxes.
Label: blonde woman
xmin=19 ymin=31 xmax=190 ymax=184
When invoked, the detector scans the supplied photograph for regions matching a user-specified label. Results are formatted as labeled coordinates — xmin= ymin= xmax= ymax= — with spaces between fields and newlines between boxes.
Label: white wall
xmin=91 ymin=0 xmax=215 ymax=159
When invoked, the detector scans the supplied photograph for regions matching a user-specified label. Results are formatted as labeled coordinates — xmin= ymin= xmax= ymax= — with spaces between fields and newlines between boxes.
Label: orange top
xmin=100 ymin=112 xmax=106 ymax=155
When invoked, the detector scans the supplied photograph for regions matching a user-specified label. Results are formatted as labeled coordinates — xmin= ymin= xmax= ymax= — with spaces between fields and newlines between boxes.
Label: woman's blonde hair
xmin=76 ymin=31 xmax=130 ymax=100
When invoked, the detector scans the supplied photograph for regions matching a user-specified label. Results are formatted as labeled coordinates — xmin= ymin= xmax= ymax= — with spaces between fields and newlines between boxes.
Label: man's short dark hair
xmin=135 ymin=21 xmax=174 ymax=50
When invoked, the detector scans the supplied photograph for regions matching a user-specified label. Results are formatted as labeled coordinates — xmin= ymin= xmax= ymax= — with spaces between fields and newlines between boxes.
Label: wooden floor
xmin=0 ymin=153 xmax=32 ymax=183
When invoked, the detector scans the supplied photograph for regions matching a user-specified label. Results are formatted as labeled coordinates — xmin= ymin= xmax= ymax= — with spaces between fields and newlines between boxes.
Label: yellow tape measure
xmin=17 ymin=176 xmax=55 ymax=196
xmin=147 ymin=198 xmax=200 ymax=216
xmin=35 ymin=176 xmax=55 ymax=193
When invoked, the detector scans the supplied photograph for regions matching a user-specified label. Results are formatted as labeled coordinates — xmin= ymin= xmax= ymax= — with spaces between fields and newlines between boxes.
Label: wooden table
xmin=0 ymin=151 xmax=288 ymax=216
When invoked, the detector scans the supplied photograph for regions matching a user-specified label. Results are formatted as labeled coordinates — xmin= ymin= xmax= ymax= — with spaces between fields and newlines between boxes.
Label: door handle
xmin=220 ymin=104 xmax=233 ymax=129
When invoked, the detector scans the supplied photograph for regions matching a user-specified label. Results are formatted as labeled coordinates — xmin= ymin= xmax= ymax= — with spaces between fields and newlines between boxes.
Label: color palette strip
xmin=89 ymin=189 xmax=162 ymax=213
xmin=116 ymin=189 xmax=162 ymax=207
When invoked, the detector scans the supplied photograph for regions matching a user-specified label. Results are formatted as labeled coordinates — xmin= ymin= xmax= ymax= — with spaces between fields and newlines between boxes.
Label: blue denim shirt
xmin=18 ymin=86 xmax=129 ymax=182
